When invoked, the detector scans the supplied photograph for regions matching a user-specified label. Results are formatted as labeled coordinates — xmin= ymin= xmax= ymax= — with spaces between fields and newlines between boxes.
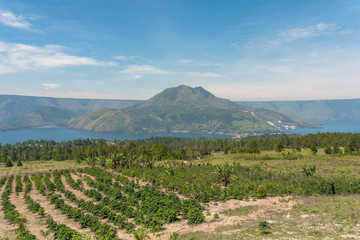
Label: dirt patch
xmin=157 ymin=196 xmax=296 ymax=240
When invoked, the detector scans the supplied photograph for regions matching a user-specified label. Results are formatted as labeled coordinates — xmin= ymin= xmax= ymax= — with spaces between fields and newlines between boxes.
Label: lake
xmin=0 ymin=128 xmax=227 ymax=145
xmin=0 ymin=121 xmax=359 ymax=144
xmin=284 ymin=121 xmax=360 ymax=134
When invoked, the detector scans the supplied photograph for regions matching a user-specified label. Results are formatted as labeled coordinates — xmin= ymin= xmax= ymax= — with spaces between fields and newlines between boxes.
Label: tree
xmin=5 ymin=157 xmax=13 ymax=167
xmin=97 ymin=156 xmax=106 ymax=167
xmin=249 ymin=140 xmax=260 ymax=154
xmin=310 ymin=144 xmax=317 ymax=155
xmin=85 ymin=157 xmax=96 ymax=167
xmin=332 ymin=143 xmax=342 ymax=154
xmin=1 ymin=146 xmax=8 ymax=163
xmin=275 ymin=141 xmax=284 ymax=153
xmin=345 ymin=140 xmax=356 ymax=154
xmin=17 ymin=159 xmax=23 ymax=167
xmin=324 ymin=145 xmax=332 ymax=154
xmin=216 ymin=163 xmax=233 ymax=186
xmin=110 ymin=153 xmax=125 ymax=169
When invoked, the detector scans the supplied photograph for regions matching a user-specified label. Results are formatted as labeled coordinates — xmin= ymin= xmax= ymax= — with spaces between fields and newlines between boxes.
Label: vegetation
xmin=0 ymin=133 xmax=359 ymax=239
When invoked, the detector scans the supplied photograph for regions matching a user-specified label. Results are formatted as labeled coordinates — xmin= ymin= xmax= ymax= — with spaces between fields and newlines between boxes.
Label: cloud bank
xmin=0 ymin=41 xmax=116 ymax=74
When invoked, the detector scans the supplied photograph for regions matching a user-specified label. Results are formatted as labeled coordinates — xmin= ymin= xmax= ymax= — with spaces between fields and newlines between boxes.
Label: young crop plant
xmin=303 ymin=164 xmax=317 ymax=177
xmin=1 ymin=176 xmax=36 ymax=239
xmin=23 ymin=175 xmax=32 ymax=194
xmin=15 ymin=175 xmax=23 ymax=192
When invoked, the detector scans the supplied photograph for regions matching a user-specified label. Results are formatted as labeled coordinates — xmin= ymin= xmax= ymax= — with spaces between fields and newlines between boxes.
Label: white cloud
xmin=120 ymin=65 xmax=170 ymax=75
xmin=187 ymin=72 xmax=221 ymax=78
xmin=179 ymin=59 xmax=192 ymax=63
xmin=0 ymin=9 xmax=32 ymax=31
xmin=113 ymin=55 xmax=137 ymax=61
xmin=43 ymin=83 xmax=59 ymax=91
xmin=271 ymin=23 xmax=338 ymax=45
xmin=0 ymin=41 xmax=116 ymax=74
xmin=255 ymin=64 xmax=292 ymax=74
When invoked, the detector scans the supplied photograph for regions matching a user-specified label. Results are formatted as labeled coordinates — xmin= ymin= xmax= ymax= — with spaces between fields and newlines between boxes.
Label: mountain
xmin=0 ymin=95 xmax=141 ymax=131
xmin=15 ymin=107 xmax=75 ymax=128
xmin=70 ymin=85 xmax=301 ymax=134
xmin=0 ymin=95 xmax=141 ymax=123
xmin=237 ymin=99 xmax=360 ymax=123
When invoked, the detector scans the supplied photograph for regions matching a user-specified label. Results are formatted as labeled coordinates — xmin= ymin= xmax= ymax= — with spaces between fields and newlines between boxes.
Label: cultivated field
xmin=1 ymin=150 xmax=360 ymax=239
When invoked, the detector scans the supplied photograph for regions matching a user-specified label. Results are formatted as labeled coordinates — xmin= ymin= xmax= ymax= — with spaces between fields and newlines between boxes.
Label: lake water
xmin=0 ymin=121 xmax=359 ymax=144
xmin=0 ymin=128 xmax=227 ymax=145
xmin=284 ymin=121 xmax=360 ymax=134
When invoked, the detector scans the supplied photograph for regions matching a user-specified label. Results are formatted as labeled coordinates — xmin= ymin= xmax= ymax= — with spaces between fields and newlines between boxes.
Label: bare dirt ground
xmin=156 ymin=196 xmax=296 ymax=240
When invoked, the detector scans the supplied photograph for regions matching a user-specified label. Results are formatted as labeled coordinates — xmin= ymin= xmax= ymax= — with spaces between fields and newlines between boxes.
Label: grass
xmin=220 ymin=205 xmax=258 ymax=217
xmin=178 ymin=195 xmax=360 ymax=239
xmin=196 ymin=148 xmax=360 ymax=178
xmin=0 ymin=160 xmax=86 ymax=175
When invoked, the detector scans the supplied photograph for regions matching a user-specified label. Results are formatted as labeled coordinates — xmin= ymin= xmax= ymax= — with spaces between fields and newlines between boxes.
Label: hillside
xmin=238 ymin=99 xmax=360 ymax=123
xmin=14 ymin=107 xmax=75 ymax=128
xmin=70 ymin=85 xmax=301 ymax=134
xmin=0 ymin=95 xmax=141 ymax=123
xmin=0 ymin=95 xmax=141 ymax=131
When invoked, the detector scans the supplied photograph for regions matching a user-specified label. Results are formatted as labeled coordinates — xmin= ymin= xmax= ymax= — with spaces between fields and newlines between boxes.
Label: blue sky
xmin=0 ymin=0 xmax=359 ymax=100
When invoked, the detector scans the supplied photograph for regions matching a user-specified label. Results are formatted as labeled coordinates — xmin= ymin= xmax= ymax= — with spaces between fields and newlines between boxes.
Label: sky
xmin=0 ymin=0 xmax=359 ymax=101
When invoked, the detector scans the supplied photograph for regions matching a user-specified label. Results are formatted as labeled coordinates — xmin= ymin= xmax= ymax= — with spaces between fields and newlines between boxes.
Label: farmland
xmin=0 ymin=134 xmax=360 ymax=239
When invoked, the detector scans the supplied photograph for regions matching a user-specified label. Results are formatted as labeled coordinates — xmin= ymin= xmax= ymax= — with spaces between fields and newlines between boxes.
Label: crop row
xmin=29 ymin=172 xmax=119 ymax=240
xmin=1 ymin=175 xmax=36 ymax=239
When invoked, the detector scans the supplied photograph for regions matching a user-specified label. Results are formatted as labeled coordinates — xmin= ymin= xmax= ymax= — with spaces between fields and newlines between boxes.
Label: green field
xmin=0 ymin=160 xmax=86 ymax=175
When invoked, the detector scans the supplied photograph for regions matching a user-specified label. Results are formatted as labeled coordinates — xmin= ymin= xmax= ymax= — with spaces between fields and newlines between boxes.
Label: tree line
xmin=0 ymin=132 xmax=360 ymax=166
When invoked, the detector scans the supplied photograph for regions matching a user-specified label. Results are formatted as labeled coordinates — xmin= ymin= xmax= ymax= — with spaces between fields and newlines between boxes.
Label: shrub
xmin=259 ymin=221 xmax=271 ymax=234
xmin=256 ymin=185 xmax=267 ymax=199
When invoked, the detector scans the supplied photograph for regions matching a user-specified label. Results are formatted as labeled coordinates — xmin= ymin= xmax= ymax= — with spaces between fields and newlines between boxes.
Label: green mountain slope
xmin=15 ymin=107 xmax=75 ymax=128
xmin=0 ymin=95 xmax=141 ymax=123
xmin=0 ymin=95 xmax=141 ymax=131
xmin=70 ymin=85 xmax=300 ymax=134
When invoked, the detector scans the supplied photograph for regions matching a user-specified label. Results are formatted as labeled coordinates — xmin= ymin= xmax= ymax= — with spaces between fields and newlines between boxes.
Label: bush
xmin=256 ymin=185 xmax=267 ymax=199
xmin=259 ymin=221 xmax=271 ymax=234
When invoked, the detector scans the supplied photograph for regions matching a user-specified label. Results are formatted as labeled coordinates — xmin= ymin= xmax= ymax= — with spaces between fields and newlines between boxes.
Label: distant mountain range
xmin=0 ymin=86 xmax=359 ymax=134
xmin=237 ymin=99 xmax=360 ymax=123
xmin=70 ymin=85 xmax=300 ymax=134
xmin=0 ymin=95 xmax=140 ymax=131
